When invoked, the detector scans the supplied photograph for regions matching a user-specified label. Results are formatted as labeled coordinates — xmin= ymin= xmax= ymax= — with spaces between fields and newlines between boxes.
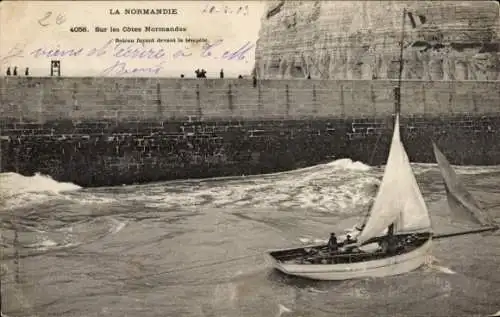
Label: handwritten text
xmin=201 ymin=39 xmax=254 ymax=61
xmin=100 ymin=60 xmax=165 ymax=76
xmin=1 ymin=44 xmax=26 ymax=65
xmin=201 ymin=3 xmax=249 ymax=16
xmin=38 ymin=11 xmax=66 ymax=27
xmin=26 ymin=39 xmax=254 ymax=62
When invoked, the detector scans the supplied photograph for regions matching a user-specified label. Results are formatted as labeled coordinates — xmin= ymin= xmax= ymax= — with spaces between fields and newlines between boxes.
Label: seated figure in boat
xmin=328 ymin=233 xmax=338 ymax=252
xmin=344 ymin=234 xmax=354 ymax=245
xmin=379 ymin=224 xmax=399 ymax=254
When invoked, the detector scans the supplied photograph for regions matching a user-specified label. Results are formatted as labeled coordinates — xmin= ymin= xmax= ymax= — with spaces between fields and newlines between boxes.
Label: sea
xmin=1 ymin=158 xmax=499 ymax=317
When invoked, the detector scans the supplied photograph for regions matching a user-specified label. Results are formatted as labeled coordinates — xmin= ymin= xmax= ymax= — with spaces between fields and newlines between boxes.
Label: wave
xmin=424 ymin=255 xmax=457 ymax=275
xmin=0 ymin=172 xmax=81 ymax=194
xmin=326 ymin=158 xmax=372 ymax=172
xmin=123 ymin=158 xmax=380 ymax=212
xmin=0 ymin=172 xmax=123 ymax=209
xmin=0 ymin=172 xmax=81 ymax=208
xmin=2 ymin=216 xmax=127 ymax=254
xmin=2 ymin=158 xmax=498 ymax=211
xmin=412 ymin=163 xmax=500 ymax=175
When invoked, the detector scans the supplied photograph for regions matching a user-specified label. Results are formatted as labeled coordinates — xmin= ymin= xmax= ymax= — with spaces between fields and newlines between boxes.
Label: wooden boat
xmin=266 ymin=112 xmax=434 ymax=280
xmin=266 ymin=125 xmax=499 ymax=281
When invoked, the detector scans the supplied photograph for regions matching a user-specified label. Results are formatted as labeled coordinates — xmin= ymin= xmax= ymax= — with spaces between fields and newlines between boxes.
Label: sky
xmin=0 ymin=1 xmax=266 ymax=78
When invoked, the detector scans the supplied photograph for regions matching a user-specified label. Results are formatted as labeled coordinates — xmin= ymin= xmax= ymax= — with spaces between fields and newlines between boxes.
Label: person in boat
xmin=380 ymin=224 xmax=398 ymax=254
xmin=344 ymin=234 xmax=354 ymax=244
xmin=328 ymin=233 xmax=338 ymax=252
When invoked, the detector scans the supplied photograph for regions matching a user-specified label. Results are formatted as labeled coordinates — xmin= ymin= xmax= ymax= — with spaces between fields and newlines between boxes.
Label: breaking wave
xmin=0 ymin=172 xmax=81 ymax=208
xmin=121 ymin=158 xmax=379 ymax=212
xmin=2 ymin=158 xmax=498 ymax=211
xmin=0 ymin=172 xmax=80 ymax=194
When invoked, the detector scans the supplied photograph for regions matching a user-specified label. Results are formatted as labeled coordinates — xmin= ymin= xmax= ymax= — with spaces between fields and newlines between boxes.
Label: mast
xmin=359 ymin=8 xmax=408 ymax=232
xmin=395 ymin=7 xmax=406 ymax=115
xmin=387 ymin=7 xmax=407 ymax=237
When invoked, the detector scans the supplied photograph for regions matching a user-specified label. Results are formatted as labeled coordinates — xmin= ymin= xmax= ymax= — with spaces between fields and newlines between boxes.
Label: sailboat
xmin=431 ymin=142 xmax=498 ymax=239
xmin=266 ymin=113 xmax=434 ymax=280
xmin=266 ymin=132 xmax=500 ymax=280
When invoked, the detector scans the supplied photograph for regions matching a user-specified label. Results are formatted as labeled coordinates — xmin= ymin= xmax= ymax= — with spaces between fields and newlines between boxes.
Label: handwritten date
xmin=201 ymin=3 xmax=249 ymax=16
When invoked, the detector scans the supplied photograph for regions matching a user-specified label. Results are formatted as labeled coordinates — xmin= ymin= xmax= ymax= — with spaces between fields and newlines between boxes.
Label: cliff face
xmin=254 ymin=1 xmax=500 ymax=81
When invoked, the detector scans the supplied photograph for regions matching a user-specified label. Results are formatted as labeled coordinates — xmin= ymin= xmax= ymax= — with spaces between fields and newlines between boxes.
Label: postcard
xmin=1 ymin=2 xmax=499 ymax=317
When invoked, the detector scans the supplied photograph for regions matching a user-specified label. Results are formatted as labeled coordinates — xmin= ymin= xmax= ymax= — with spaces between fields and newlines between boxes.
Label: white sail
xmin=432 ymin=142 xmax=494 ymax=227
xmin=356 ymin=114 xmax=431 ymax=245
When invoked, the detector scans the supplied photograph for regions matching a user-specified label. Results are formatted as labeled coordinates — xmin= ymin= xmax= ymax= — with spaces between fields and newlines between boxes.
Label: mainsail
xmin=432 ymin=142 xmax=494 ymax=227
xmin=356 ymin=114 xmax=432 ymax=245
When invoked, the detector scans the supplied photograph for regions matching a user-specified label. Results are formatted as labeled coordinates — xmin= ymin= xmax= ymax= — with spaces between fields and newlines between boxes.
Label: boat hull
xmin=267 ymin=235 xmax=432 ymax=280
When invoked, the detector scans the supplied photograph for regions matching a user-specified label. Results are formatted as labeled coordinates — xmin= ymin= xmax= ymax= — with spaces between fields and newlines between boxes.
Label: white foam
xmin=434 ymin=265 xmax=457 ymax=275
xmin=68 ymin=194 xmax=117 ymax=205
xmin=424 ymin=255 xmax=456 ymax=274
xmin=26 ymin=237 xmax=58 ymax=251
xmin=453 ymin=165 xmax=500 ymax=175
xmin=488 ymin=310 xmax=500 ymax=316
xmin=326 ymin=158 xmax=371 ymax=172
xmin=307 ymin=287 xmax=328 ymax=294
xmin=412 ymin=163 xmax=500 ymax=175
xmin=123 ymin=158 xmax=379 ymax=213
xmin=277 ymin=304 xmax=292 ymax=316
xmin=0 ymin=172 xmax=81 ymax=208
xmin=0 ymin=158 xmax=378 ymax=212
xmin=109 ymin=218 xmax=127 ymax=235
xmin=0 ymin=172 xmax=80 ymax=195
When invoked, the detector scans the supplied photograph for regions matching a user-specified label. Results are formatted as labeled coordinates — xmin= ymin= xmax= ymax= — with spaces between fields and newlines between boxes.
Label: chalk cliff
xmin=254 ymin=1 xmax=500 ymax=81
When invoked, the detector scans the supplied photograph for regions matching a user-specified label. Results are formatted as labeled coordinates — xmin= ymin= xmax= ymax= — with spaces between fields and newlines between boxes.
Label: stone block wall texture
xmin=255 ymin=1 xmax=500 ymax=80
xmin=1 ymin=77 xmax=499 ymax=121
xmin=0 ymin=77 xmax=499 ymax=186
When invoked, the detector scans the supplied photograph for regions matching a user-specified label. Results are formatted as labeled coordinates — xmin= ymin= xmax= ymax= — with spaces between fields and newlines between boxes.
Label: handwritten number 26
xmin=38 ymin=11 xmax=66 ymax=27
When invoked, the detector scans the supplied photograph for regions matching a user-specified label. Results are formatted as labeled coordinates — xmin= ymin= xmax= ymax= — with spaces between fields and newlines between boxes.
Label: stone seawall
xmin=0 ymin=77 xmax=499 ymax=186
xmin=1 ymin=77 xmax=499 ymax=119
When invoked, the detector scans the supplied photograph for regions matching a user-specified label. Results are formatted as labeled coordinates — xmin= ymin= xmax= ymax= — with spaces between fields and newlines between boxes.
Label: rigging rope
xmin=359 ymin=125 xmax=385 ymax=226
xmin=368 ymin=126 xmax=383 ymax=167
